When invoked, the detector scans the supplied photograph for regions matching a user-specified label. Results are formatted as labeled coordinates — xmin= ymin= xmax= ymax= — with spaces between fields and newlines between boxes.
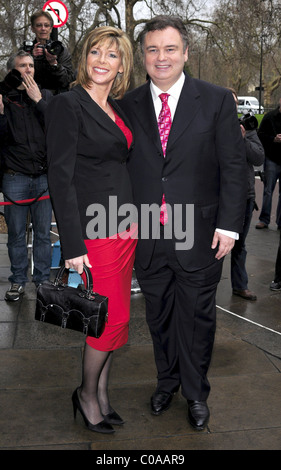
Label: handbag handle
xmin=54 ymin=263 xmax=93 ymax=293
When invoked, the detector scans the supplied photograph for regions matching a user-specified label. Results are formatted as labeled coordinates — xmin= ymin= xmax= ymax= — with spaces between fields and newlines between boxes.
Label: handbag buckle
xmin=61 ymin=312 xmax=69 ymax=328
xmin=85 ymin=291 xmax=96 ymax=301
xmin=83 ymin=318 xmax=90 ymax=335
xmin=79 ymin=289 xmax=95 ymax=301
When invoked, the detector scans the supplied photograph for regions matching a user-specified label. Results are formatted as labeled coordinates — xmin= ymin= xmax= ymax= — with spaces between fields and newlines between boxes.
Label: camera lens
xmin=46 ymin=41 xmax=64 ymax=56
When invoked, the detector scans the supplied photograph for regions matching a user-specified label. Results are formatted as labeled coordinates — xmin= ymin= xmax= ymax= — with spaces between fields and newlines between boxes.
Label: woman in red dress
xmin=46 ymin=27 xmax=137 ymax=434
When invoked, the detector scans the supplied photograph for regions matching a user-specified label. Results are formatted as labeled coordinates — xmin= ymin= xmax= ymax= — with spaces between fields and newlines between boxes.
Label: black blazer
xmin=119 ymin=74 xmax=248 ymax=270
xmin=46 ymin=85 xmax=134 ymax=260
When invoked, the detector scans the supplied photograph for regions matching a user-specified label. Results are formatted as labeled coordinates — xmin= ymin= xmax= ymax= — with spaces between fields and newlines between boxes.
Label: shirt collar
xmin=150 ymin=72 xmax=185 ymax=102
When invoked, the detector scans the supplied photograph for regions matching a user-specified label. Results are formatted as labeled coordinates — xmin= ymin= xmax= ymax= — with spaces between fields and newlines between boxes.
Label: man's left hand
xmin=211 ymin=231 xmax=235 ymax=260
xmin=22 ymin=74 xmax=42 ymax=103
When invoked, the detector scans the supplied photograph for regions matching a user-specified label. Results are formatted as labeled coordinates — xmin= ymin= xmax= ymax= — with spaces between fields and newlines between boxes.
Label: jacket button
xmin=162 ymin=177 xmax=167 ymax=182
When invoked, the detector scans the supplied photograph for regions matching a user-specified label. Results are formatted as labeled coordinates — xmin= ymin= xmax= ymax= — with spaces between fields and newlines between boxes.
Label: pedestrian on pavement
xmin=270 ymin=229 xmax=281 ymax=291
xmin=228 ymin=88 xmax=264 ymax=301
xmin=256 ymin=98 xmax=281 ymax=230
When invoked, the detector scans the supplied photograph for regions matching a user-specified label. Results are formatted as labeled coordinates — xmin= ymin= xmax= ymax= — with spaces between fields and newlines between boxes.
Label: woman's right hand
xmin=32 ymin=42 xmax=44 ymax=58
xmin=65 ymin=254 xmax=92 ymax=274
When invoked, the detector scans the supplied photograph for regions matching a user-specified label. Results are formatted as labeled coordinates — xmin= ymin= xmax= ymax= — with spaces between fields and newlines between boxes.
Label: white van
xmin=237 ymin=96 xmax=264 ymax=114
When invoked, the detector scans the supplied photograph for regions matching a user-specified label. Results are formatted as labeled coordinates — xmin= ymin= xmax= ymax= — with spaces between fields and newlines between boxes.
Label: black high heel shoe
xmin=72 ymin=388 xmax=115 ymax=434
xmin=103 ymin=410 xmax=125 ymax=425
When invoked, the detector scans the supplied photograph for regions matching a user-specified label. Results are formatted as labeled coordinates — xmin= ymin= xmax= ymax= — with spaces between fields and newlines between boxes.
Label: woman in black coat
xmin=46 ymin=26 xmax=137 ymax=434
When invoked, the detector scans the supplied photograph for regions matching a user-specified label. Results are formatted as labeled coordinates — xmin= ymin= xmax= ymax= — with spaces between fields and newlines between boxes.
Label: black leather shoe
xmin=151 ymin=391 xmax=173 ymax=415
xmin=187 ymin=400 xmax=210 ymax=431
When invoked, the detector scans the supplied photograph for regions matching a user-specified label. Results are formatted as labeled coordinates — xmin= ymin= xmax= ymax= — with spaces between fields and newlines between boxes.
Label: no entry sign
xmin=43 ymin=1 xmax=69 ymax=28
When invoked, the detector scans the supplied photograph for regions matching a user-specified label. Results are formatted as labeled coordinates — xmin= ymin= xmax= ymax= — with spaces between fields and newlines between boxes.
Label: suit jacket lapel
xmin=109 ymin=98 xmax=134 ymax=150
xmin=71 ymin=85 xmax=132 ymax=149
xmin=167 ymin=75 xmax=201 ymax=150
xmin=130 ymin=82 xmax=163 ymax=154
xmin=129 ymin=78 xmax=201 ymax=155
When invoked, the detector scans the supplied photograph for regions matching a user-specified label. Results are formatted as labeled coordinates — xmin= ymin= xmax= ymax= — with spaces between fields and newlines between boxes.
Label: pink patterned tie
xmin=158 ymin=93 xmax=171 ymax=225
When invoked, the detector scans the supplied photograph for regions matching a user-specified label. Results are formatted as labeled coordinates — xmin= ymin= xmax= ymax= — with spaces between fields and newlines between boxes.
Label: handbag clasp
xmin=83 ymin=318 xmax=90 ymax=335
xmin=61 ymin=312 xmax=69 ymax=328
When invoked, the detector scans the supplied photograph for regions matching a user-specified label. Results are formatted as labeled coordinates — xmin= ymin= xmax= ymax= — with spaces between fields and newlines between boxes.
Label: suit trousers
xmin=135 ymin=225 xmax=223 ymax=401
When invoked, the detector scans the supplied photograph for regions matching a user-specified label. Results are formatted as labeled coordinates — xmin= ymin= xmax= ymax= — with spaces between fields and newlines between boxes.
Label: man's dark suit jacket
xmin=46 ymin=84 xmax=134 ymax=260
xmin=119 ymin=74 xmax=248 ymax=271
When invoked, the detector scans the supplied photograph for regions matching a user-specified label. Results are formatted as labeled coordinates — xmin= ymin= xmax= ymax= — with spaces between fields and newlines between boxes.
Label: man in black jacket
xmin=256 ymin=98 xmax=281 ymax=230
xmin=25 ymin=9 xmax=75 ymax=94
xmin=270 ymin=230 xmax=281 ymax=291
xmin=119 ymin=16 xmax=247 ymax=431
xmin=0 ymin=50 xmax=53 ymax=301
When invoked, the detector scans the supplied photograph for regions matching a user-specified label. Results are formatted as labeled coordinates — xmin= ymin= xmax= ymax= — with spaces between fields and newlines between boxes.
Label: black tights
xmin=78 ymin=344 xmax=113 ymax=425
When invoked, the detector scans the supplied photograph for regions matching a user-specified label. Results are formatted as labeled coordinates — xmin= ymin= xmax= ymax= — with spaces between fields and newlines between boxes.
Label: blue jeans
xmin=231 ymin=198 xmax=255 ymax=290
xmin=259 ymin=158 xmax=281 ymax=227
xmin=3 ymin=172 xmax=52 ymax=286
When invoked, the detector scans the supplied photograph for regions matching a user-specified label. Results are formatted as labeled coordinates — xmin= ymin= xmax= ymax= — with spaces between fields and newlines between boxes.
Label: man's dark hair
xmin=7 ymin=50 xmax=33 ymax=71
xmin=139 ymin=15 xmax=189 ymax=53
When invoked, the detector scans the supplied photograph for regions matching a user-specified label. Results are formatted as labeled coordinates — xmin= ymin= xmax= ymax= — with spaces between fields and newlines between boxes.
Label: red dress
xmin=84 ymin=111 xmax=137 ymax=351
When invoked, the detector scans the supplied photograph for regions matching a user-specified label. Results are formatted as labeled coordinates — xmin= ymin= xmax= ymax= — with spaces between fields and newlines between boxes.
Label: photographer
xmin=0 ymin=50 xmax=53 ymax=301
xmin=229 ymin=89 xmax=265 ymax=300
xmin=22 ymin=9 xmax=75 ymax=94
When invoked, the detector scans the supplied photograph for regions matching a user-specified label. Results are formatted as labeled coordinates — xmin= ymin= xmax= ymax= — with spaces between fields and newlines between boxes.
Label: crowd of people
xmin=0 ymin=10 xmax=280 ymax=435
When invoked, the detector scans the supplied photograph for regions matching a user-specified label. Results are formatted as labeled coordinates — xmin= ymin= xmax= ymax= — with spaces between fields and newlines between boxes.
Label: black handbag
xmin=35 ymin=264 xmax=108 ymax=337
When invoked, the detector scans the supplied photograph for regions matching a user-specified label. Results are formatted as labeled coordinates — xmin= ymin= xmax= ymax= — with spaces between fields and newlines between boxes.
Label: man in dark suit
xmin=120 ymin=16 xmax=247 ymax=430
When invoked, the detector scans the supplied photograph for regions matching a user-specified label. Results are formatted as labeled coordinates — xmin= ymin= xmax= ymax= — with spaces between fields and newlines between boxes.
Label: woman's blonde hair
xmin=75 ymin=26 xmax=133 ymax=99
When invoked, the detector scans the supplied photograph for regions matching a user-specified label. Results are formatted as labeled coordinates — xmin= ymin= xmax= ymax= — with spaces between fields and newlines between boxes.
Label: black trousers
xmin=135 ymin=227 xmax=223 ymax=402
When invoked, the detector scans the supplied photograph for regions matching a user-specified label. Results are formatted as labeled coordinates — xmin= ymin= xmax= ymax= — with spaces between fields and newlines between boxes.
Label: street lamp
xmin=257 ymin=0 xmax=267 ymax=114
xmin=258 ymin=22 xmax=264 ymax=114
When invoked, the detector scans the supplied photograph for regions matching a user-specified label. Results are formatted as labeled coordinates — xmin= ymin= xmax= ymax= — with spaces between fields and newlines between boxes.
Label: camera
xmin=39 ymin=40 xmax=64 ymax=56
xmin=0 ymin=69 xmax=23 ymax=93
xmin=22 ymin=39 xmax=64 ymax=56
xmin=22 ymin=40 xmax=34 ymax=53
xmin=239 ymin=112 xmax=258 ymax=131
xmin=0 ymin=69 xmax=23 ymax=105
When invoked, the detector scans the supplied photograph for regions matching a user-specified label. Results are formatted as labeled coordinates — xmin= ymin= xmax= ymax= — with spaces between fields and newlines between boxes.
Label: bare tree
xmin=202 ymin=0 xmax=281 ymax=107
xmin=0 ymin=0 xmax=216 ymax=86
xmin=3 ymin=0 xmax=280 ymax=105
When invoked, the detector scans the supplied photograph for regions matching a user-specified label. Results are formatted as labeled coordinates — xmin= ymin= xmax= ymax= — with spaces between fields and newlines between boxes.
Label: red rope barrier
xmin=0 ymin=195 xmax=50 ymax=206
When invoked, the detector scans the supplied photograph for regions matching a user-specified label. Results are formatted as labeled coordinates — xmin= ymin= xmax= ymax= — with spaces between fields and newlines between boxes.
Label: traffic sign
xmin=43 ymin=1 xmax=69 ymax=28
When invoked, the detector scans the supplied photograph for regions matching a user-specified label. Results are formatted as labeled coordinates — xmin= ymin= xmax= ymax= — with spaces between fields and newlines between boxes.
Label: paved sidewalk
xmin=0 ymin=181 xmax=281 ymax=451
